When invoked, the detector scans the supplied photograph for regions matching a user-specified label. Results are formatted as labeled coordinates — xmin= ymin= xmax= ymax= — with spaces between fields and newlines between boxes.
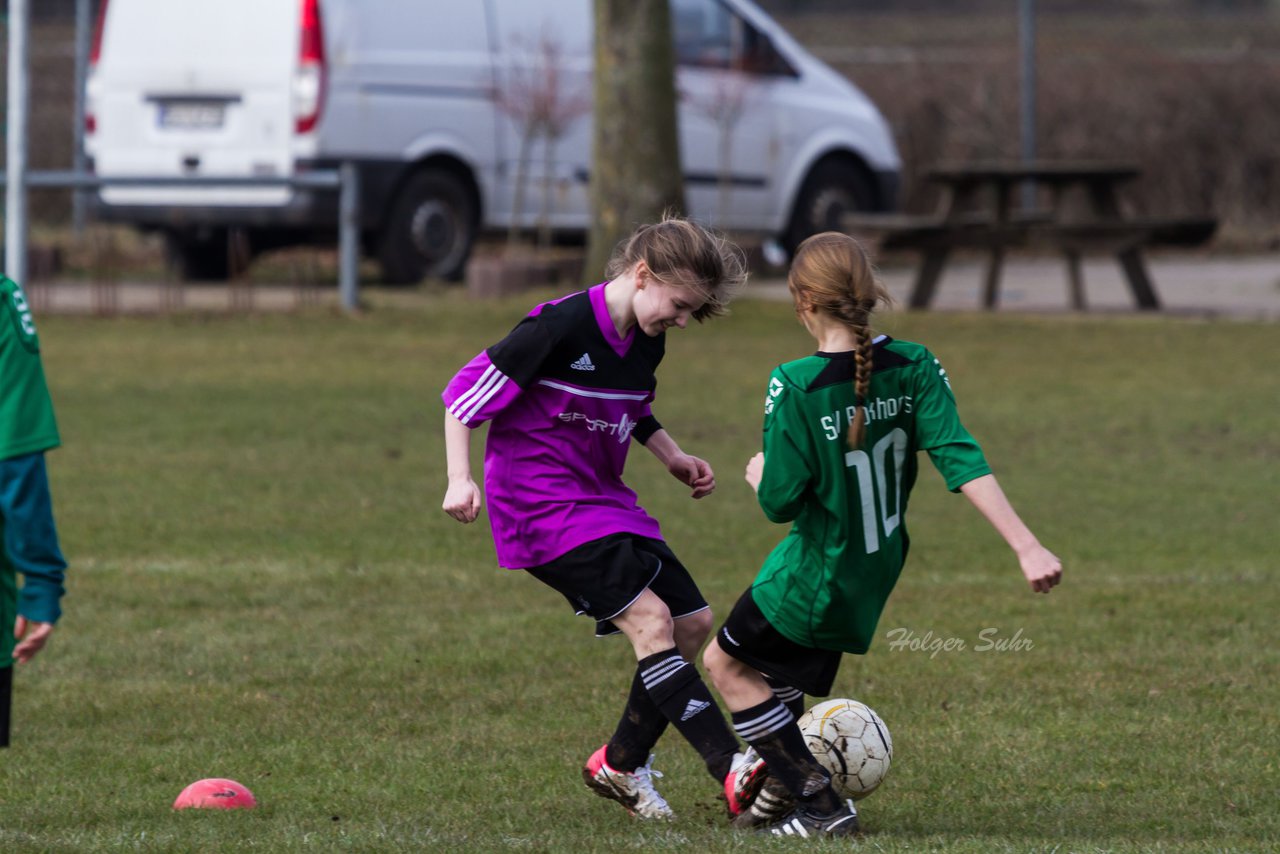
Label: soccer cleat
xmin=724 ymin=748 xmax=769 ymax=817
xmin=582 ymin=745 xmax=674 ymax=820
xmin=768 ymin=798 xmax=860 ymax=838
xmin=731 ymin=777 xmax=794 ymax=829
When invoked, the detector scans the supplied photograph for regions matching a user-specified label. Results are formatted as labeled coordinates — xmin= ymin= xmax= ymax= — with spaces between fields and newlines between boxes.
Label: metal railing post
xmin=338 ymin=161 xmax=360 ymax=312
xmin=72 ymin=0 xmax=92 ymax=237
xmin=1019 ymin=0 xmax=1038 ymax=211
xmin=5 ymin=0 xmax=31 ymax=285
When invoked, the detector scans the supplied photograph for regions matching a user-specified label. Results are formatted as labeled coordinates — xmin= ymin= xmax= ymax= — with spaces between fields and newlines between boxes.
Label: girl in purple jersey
xmin=441 ymin=217 xmax=763 ymax=819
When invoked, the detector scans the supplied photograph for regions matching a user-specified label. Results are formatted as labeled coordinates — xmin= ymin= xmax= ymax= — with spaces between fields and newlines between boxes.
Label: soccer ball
xmin=797 ymin=698 xmax=892 ymax=800
xmin=173 ymin=778 xmax=257 ymax=810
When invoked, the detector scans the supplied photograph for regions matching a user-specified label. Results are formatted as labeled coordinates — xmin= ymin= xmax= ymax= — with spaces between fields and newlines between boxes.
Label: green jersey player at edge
xmin=702 ymin=232 xmax=1063 ymax=837
xmin=1 ymin=275 xmax=70 ymax=747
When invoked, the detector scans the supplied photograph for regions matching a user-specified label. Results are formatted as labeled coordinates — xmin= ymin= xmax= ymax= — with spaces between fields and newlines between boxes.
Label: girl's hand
xmin=13 ymin=616 xmax=54 ymax=664
xmin=744 ymin=452 xmax=764 ymax=492
xmin=668 ymin=454 xmax=716 ymax=499
xmin=443 ymin=477 xmax=482 ymax=523
xmin=1019 ymin=544 xmax=1063 ymax=593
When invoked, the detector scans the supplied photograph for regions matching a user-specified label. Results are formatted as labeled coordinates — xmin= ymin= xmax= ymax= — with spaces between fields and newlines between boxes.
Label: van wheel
xmin=784 ymin=159 xmax=874 ymax=256
xmin=165 ymin=228 xmax=243 ymax=281
xmin=378 ymin=170 xmax=476 ymax=284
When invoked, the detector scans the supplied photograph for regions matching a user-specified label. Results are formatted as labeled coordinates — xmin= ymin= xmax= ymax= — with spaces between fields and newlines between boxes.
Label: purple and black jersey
xmin=443 ymin=283 xmax=668 ymax=569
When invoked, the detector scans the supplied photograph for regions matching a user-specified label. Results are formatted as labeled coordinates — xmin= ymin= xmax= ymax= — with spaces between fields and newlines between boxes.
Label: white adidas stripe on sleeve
xmin=450 ymin=364 xmax=510 ymax=424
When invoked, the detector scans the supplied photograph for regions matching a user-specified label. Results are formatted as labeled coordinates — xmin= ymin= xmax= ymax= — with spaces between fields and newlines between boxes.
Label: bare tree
xmin=533 ymin=40 xmax=591 ymax=248
xmin=585 ymin=0 xmax=685 ymax=279
xmin=684 ymin=70 xmax=750 ymax=228
xmin=495 ymin=31 xmax=591 ymax=249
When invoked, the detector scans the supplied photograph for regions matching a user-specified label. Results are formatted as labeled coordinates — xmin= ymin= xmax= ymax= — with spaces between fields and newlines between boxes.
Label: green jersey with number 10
xmin=751 ymin=336 xmax=991 ymax=654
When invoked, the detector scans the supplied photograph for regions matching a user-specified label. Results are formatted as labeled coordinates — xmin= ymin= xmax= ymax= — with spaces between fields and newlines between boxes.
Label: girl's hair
xmin=605 ymin=214 xmax=747 ymax=321
xmin=788 ymin=232 xmax=892 ymax=449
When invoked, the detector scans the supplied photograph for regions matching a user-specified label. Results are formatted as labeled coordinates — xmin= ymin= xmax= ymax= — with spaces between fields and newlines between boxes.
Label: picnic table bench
xmin=844 ymin=161 xmax=1218 ymax=311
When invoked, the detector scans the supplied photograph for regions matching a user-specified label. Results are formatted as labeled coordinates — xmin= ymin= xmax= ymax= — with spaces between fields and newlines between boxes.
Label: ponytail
xmin=849 ymin=324 xmax=875 ymax=448
xmin=787 ymin=232 xmax=891 ymax=449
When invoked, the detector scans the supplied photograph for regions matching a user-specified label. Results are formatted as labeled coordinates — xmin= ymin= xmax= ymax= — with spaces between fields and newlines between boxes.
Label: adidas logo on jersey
xmin=570 ymin=352 xmax=596 ymax=371
xmin=681 ymin=699 xmax=711 ymax=721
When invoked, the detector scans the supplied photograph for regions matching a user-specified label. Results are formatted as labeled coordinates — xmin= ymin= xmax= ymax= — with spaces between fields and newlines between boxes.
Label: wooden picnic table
xmin=844 ymin=160 xmax=1217 ymax=311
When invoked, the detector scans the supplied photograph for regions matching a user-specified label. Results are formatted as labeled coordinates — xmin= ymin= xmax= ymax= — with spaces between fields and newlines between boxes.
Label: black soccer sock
xmin=732 ymin=697 xmax=840 ymax=814
xmin=638 ymin=648 xmax=739 ymax=782
xmin=764 ymin=675 xmax=806 ymax=720
xmin=605 ymin=668 xmax=669 ymax=773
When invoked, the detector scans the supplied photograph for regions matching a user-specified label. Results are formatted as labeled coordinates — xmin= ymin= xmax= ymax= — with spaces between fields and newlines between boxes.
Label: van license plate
xmin=159 ymin=102 xmax=225 ymax=130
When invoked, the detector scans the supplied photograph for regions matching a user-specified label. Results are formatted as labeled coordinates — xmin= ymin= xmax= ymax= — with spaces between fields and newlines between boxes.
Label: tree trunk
xmin=585 ymin=0 xmax=685 ymax=282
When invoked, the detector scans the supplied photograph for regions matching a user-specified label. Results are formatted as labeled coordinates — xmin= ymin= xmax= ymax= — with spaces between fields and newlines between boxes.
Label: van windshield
xmin=672 ymin=0 xmax=735 ymax=68
xmin=670 ymin=0 xmax=791 ymax=75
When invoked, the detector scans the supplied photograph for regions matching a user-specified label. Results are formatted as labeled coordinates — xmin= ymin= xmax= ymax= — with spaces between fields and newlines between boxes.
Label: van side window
xmin=671 ymin=0 xmax=794 ymax=76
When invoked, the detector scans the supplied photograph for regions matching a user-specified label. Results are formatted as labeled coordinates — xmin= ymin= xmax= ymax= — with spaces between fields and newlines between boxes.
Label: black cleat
xmin=732 ymin=777 xmax=794 ymax=829
xmin=767 ymin=798 xmax=860 ymax=838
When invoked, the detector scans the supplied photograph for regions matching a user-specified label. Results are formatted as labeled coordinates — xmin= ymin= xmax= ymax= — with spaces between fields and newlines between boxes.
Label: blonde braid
xmin=848 ymin=308 xmax=875 ymax=449
xmin=788 ymin=232 xmax=892 ymax=449
xmin=832 ymin=275 xmax=877 ymax=449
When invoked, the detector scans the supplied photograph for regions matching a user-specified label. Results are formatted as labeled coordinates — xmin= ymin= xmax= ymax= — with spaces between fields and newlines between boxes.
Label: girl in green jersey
xmin=702 ymin=233 xmax=1062 ymax=836
xmin=1 ymin=276 xmax=69 ymax=747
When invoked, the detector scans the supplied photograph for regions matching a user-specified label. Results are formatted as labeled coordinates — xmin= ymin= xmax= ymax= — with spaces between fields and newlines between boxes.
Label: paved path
xmin=26 ymin=253 xmax=1280 ymax=320
xmin=749 ymin=253 xmax=1280 ymax=321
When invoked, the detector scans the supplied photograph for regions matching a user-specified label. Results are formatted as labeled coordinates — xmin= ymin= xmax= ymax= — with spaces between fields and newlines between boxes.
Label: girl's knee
xmin=678 ymin=608 xmax=714 ymax=640
xmin=632 ymin=612 xmax=675 ymax=643
xmin=617 ymin=592 xmax=677 ymax=655
xmin=702 ymin=637 xmax=729 ymax=678
xmin=672 ymin=609 xmax=713 ymax=661
xmin=624 ymin=590 xmax=672 ymax=623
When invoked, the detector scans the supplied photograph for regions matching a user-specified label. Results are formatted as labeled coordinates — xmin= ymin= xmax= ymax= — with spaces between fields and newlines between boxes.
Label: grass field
xmin=1 ymin=291 xmax=1276 ymax=852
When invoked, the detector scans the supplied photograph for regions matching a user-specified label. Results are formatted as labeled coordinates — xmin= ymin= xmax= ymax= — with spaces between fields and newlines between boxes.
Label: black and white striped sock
xmin=731 ymin=697 xmax=838 ymax=813
xmin=764 ymin=676 xmax=806 ymax=720
xmin=605 ymin=668 xmax=669 ymax=773
xmin=637 ymin=648 xmax=738 ymax=781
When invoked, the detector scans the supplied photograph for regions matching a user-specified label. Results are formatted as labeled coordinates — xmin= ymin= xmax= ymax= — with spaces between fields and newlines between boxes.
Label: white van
xmin=85 ymin=0 xmax=900 ymax=282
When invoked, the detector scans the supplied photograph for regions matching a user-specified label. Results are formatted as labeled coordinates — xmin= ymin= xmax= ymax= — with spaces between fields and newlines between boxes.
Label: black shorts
xmin=525 ymin=533 xmax=709 ymax=638
xmin=716 ymin=588 xmax=843 ymax=698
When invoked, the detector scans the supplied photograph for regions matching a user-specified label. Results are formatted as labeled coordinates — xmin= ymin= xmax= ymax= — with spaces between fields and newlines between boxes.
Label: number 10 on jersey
xmin=845 ymin=428 xmax=908 ymax=554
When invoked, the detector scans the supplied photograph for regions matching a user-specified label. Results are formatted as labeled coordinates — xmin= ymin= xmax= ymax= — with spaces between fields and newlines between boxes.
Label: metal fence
xmin=0 ymin=166 xmax=363 ymax=311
